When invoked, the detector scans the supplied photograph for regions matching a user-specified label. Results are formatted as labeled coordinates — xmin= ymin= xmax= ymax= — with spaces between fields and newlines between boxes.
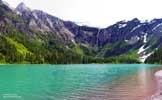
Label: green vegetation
xmin=4 ymin=13 xmax=23 ymax=23
xmin=5 ymin=37 xmax=31 ymax=55
xmin=0 ymin=22 xmax=141 ymax=64
xmin=0 ymin=53 xmax=5 ymax=63
xmin=145 ymin=46 xmax=162 ymax=64
xmin=0 ymin=31 xmax=140 ymax=64
xmin=0 ymin=13 xmax=140 ymax=64
xmin=0 ymin=1 xmax=143 ymax=64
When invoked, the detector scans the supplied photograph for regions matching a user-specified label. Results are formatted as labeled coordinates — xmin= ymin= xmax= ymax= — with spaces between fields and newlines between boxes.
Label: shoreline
xmin=147 ymin=70 xmax=162 ymax=100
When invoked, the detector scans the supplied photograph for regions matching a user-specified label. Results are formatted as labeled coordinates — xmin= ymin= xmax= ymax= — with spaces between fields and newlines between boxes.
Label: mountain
xmin=64 ymin=18 xmax=162 ymax=63
xmin=0 ymin=1 xmax=162 ymax=64
xmin=145 ymin=46 xmax=162 ymax=64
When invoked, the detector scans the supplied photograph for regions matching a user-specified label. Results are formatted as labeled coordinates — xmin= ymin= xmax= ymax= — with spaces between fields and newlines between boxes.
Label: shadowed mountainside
xmin=0 ymin=0 xmax=162 ymax=64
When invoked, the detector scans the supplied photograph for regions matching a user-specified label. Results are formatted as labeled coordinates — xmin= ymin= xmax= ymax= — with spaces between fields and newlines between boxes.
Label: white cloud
xmin=3 ymin=0 xmax=162 ymax=27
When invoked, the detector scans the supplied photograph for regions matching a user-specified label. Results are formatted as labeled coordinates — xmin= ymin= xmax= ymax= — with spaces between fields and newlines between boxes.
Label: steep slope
xmin=0 ymin=1 xmax=85 ymax=64
xmin=1 ymin=1 xmax=162 ymax=63
xmin=64 ymin=18 xmax=162 ymax=62
xmin=145 ymin=47 xmax=162 ymax=64
xmin=16 ymin=3 xmax=75 ymax=42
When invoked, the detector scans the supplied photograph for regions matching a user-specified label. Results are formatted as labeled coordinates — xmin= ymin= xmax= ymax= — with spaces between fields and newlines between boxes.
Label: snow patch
xmin=152 ymin=23 xmax=162 ymax=31
xmin=71 ymin=39 xmax=77 ymax=45
xmin=32 ymin=12 xmax=38 ymax=19
xmin=138 ymin=45 xmax=145 ymax=54
xmin=130 ymin=25 xmax=141 ymax=33
xmin=127 ymin=36 xmax=140 ymax=44
xmin=139 ymin=52 xmax=153 ymax=63
xmin=29 ymin=19 xmax=37 ymax=27
xmin=143 ymin=33 xmax=147 ymax=43
xmin=138 ymin=45 xmax=150 ymax=54
xmin=65 ymin=46 xmax=69 ymax=49
xmin=138 ymin=43 xmax=153 ymax=62
xmin=46 ymin=18 xmax=53 ymax=28
xmin=149 ymin=20 xmax=156 ymax=24
xmin=16 ymin=11 xmax=22 ymax=15
xmin=118 ymin=23 xmax=127 ymax=28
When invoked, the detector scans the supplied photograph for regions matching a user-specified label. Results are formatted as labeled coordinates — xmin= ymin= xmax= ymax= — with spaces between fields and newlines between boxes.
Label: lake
xmin=0 ymin=64 xmax=161 ymax=100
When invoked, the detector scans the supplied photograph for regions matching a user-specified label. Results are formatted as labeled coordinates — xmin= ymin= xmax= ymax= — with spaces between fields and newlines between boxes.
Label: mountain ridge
xmin=0 ymin=1 xmax=162 ymax=63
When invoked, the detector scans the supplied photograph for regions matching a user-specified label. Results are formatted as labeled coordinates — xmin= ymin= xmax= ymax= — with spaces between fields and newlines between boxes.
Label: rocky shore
xmin=146 ymin=70 xmax=162 ymax=100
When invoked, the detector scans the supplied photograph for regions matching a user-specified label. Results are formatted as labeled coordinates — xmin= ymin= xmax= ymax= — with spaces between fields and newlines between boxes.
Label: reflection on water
xmin=0 ymin=64 xmax=161 ymax=100
xmin=67 ymin=65 xmax=160 ymax=100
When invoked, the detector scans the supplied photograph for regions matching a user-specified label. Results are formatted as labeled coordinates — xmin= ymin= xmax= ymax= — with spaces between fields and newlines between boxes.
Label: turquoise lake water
xmin=0 ymin=64 xmax=161 ymax=100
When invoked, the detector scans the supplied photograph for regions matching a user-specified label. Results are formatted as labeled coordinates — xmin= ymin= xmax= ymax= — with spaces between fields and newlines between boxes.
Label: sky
xmin=3 ymin=0 xmax=162 ymax=28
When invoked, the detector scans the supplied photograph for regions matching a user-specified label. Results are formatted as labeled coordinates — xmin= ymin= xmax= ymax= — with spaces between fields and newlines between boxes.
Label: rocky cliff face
xmin=64 ymin=17 xmax=162 ymax=62
xmin=1 ymin=1 xmax=162 ymax=63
